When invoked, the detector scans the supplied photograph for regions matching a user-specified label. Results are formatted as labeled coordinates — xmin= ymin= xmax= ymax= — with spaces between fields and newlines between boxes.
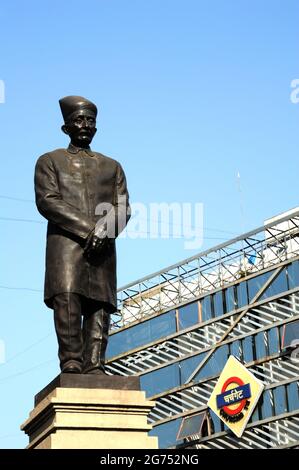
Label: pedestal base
xmin=21 ymin=375 xmax=158 ymax=449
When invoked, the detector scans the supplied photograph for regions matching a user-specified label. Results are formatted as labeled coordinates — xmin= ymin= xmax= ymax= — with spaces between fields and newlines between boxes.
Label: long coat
xmin=34 ymin=144 xmax=130 ymax=310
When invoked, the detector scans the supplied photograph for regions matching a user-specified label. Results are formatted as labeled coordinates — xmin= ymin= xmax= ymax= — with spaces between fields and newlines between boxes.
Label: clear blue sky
xmin=0 ymin=0 xmax=298 ymax=448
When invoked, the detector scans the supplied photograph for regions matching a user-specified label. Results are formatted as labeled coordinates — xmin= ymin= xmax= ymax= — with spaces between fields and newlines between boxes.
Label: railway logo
xmin=216 ymin=376 xmax=251 ymax=423
xmin=208 ymin=355 xmax=264 ymax=437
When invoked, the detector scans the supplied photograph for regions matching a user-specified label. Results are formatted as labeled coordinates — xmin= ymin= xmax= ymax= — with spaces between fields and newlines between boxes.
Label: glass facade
xmin=108 ymin=260 xmax=299 ymax=448
xmin=107 ymin=309 xmax=176 ymax=358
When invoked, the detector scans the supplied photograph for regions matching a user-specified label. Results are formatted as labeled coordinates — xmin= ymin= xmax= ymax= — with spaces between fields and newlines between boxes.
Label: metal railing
xmin=114 ymin=210 xmax=299 ymax=329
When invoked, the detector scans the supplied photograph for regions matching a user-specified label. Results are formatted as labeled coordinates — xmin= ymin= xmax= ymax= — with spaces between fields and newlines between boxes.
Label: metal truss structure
xmin=113 ymin=209 xmax=299 ymax=328
xmin=108 ymin=211 xmax=299 ymax=448
xmin=107 ymin=287 xmax=299 ymax=448
xmin=191 ymin=412 xmax=299 ymax=449
xmin=146 ymin=354 xmax=299 ymax=425
xmin=107 ymin=287 xmax=299 ymax=376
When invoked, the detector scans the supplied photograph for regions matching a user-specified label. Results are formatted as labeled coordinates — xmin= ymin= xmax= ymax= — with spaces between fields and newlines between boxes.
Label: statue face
xmin=62 ymin=109 xmax=97 ymax=147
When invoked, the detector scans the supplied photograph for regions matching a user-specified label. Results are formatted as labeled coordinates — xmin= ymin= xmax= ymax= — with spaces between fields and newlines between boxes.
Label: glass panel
xmin=140 ymin=363 xmax=180 ymax=397
xmin=250 ymin=405 xmax=260 ymax=423
xmin=286 ymin=382 xmax=299 ymax=411
xmin=261 ymin=269 xmax=288 ymax=300
xmin=107 ymin=310 xmax=176 ymax=358
xmin=261 ymin=390 xmax=274 ymax=419
xmin=150 ymin=418 xmax=182 ymax=449
xmin=225 ymin=287 xmax=237 ymax=312
xmin=177 ymin=412 xmax=206 ymax=440
xmin=213 ymin=291 xmax=224 ymax=317
xmin=273 ymin=386 xmax=287 ymax=415
xmin=237 ymin=281 xmax=248 ymax=308
xmin=230 ymin=340 xmax=242 ymax=360
xmin=287 ymin=261 xmax=299 ymax=289
xmin=128 ymin=322 xmax=150 ymax=349
xmin=149 ymin=310 xmax=177 ymax=341
xmin=247 ymin=271 xmax=272 ymax=302
xmin=243 ymin=336 xmax=254 ymax=363
xmin=180 ymin=353 xmax=206 ymax=383
xmin=201 ymin=296 xmax=212 ymax=321
xmin=255 ymin=331 xmax=267 ymax=360
xmin=195 ymin=345 xmax=229 ymax=381
xmin=178 ymin=302 xmax=199 ymax=330
xmin=268 ymin=327 xmax=279 ymax=355
xmin=106 ymin=331 xmax=129 ymax=358
xmin=281 ymin=320 xmax=299 ymax=349
xmin=209 ymin=409 xmax=222 ymax=434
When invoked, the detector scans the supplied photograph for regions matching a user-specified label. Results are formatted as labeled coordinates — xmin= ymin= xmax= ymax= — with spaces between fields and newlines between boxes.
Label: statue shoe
xmin=62 ymin=362 xmax=82 ymax=374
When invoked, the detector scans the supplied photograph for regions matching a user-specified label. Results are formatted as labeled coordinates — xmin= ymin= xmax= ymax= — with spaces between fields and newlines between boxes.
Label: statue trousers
xmin=53 ymin=293 xmax=111 ymax=373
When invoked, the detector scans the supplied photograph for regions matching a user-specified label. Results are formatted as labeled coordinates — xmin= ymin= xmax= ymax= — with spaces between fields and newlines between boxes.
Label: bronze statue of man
xmin=34 ymin=96 xmax=130 ymax=374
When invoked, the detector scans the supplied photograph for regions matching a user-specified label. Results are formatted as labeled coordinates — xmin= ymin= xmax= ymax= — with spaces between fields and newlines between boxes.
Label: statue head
xmin=59 ymin=95 xmax=97 ymax=148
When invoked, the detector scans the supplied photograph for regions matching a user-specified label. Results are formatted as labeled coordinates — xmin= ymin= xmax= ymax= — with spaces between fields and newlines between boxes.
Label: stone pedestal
xmin=21 ymin=374 xmax=158 ymax=449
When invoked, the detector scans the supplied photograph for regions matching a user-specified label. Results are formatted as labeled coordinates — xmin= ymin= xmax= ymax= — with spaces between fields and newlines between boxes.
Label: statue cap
xmin=59 ymin=95 xmax=97 ymax=122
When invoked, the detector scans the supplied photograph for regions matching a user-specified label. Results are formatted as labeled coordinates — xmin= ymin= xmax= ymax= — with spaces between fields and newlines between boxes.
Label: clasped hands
xmin=84 ymin=227 xmax=108 ymax=259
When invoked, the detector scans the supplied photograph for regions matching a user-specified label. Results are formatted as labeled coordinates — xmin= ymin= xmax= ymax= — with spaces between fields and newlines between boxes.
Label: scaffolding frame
xmin=114 ymin=210 xmax=299 ymax=329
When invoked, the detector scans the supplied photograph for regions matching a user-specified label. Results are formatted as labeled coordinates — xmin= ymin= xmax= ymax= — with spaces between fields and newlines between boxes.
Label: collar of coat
xmin=67 ymin=143 xmax=96 ymax=157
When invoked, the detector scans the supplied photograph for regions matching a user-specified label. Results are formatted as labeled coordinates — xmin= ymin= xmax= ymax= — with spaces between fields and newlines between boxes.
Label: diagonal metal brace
xmin=185 ymin=266 xmax=284 ymax=384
